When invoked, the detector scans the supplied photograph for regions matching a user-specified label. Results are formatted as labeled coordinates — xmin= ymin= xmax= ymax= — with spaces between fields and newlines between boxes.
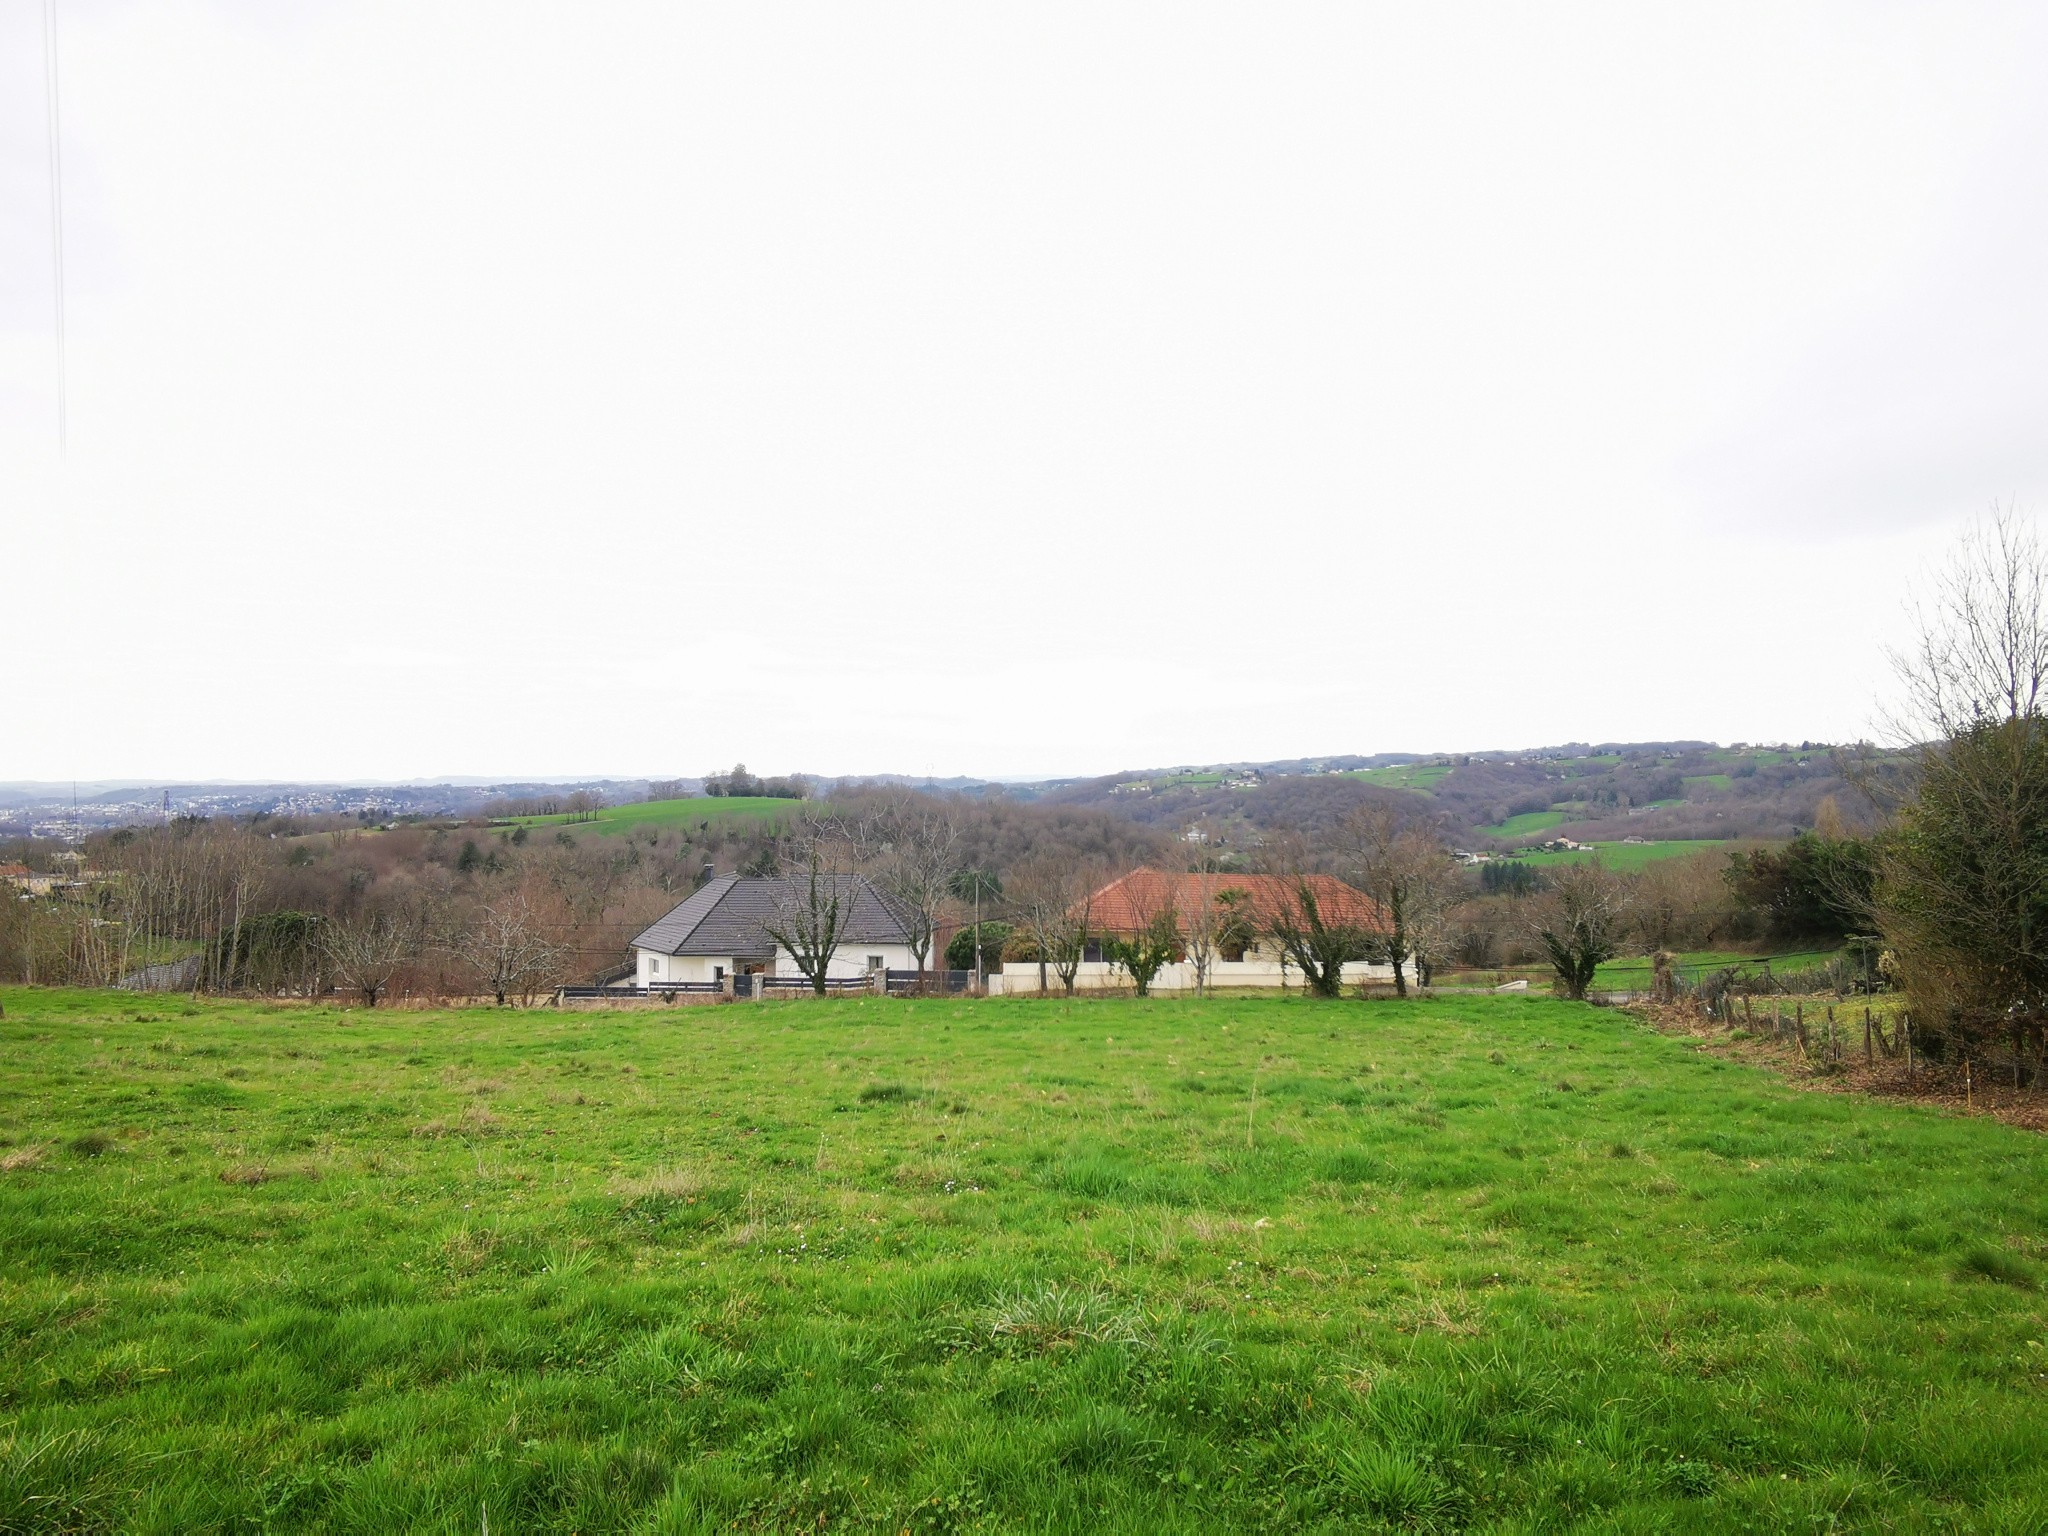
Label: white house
xmin=629 ymin=874 xmax=922 ymax=986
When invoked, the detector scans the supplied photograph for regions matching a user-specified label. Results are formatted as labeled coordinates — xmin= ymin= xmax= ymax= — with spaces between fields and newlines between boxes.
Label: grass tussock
xmin=613 ymin=1164 xmax=709 ymax=1202
xmin=3 ymin=985 xmax=2048 ymax=1530
xmin=1954 ymin=1244 xmax=2037 ymax=1289
xmin=857 ymin=1082 xmax=920 ymax=1103
xmin=412 ymin=1103 xmax=503 ymax=1138
xmin=985 ymin=1285 xmax=1144 ymax=1351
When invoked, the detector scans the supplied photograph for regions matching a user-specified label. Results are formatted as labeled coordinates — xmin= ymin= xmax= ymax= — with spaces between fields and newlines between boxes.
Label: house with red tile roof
xmin=988 ymin=865 xmax=1399 ymax=995
xmin=1083 ymin=868 xmax=1388 ymax=942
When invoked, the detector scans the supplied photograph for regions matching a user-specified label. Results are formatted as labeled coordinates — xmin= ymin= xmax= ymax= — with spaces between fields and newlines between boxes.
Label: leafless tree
xmin=1889 ymin=508 xmax=2048 ymax=742
xmin=1178 ymin=879 xmax=1255 ymax=997
xmin=1339 ymin=806 xmax=1457 ymax=996
xmin=1878 ymin=509 xmax=2048 ymax=1042
xmin=862 ymin=794 xmax=958 ymax=980
xmin=1523 ymin=862 xmax=1631 ymax=1001
xmin=1005 ymin=855 xmax=1095 ymax=994
xmin=325 ymin=905 xmax=420 ymax=1007
xmin=762 ymin=812 xmax=865 ymax=995
xmin=450 ymin=890 xmax=565 ymax=1004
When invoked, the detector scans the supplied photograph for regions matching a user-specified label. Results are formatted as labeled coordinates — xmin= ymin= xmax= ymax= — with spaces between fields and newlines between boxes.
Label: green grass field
xmin=1588 ymin=949 xmax=1839 ymax=988
xmin=4 ymin=988 xmax=2047 ymax=1531
xmin=1343 ymin=764 xmax=1453 ymax=792
xmin=1512 ymin=839 xmax=1732 ymax=871
xmin=502 ymin=797 xmax=795 ymax=838
xmin=1474 ymin=811 xmax=1565 ymax=839
xmin=1682 ymin=774 xmax=1733 ymax=792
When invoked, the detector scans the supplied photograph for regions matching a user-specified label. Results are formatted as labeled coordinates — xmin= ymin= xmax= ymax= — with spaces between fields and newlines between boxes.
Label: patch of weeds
xmin=1954 ymin=1245 xmax=2037 ymax=1289
xmin=615 ymin=1166 xmax=739 ymax=1232
xmin=68 ymin=1132 xmax=114 ymax=1159
xmin=859 ymin=1082 xmax=922 ymax=1104
xmin=412 ymin=1104 xmax=502 ymax=1138
xmin=539 ymin=1243 xmax=595 ymax=1278
xmin=984 ymin=1284 xmax=1143 ymax=1352
xmin=219 ymin=1164 xmax=276 ymax=1186
xmin=1331 ymin=1443 xmax=1457 ymax=1527
xmin=1320 ymin=1148 xmax=1383 ymax=1184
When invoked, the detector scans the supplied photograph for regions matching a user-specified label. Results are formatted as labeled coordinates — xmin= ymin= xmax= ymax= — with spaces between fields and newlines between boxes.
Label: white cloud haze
xmin=4 ymin=2 xmax=2045 ymax=782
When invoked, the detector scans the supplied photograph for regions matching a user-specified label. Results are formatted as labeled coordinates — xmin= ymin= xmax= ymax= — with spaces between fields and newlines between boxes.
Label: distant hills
xmin=0 ymin=742 xmax=1886 ymax=845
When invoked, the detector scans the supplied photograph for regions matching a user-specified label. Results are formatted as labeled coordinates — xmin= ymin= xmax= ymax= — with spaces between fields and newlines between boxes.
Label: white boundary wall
xmin=636 ymin=943 xmax=920 ymax=985
xmin=986 ymin=958 xmax=1396 ymax=996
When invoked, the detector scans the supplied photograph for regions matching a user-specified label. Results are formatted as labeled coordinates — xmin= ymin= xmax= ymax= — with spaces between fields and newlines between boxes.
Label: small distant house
xmin=0 ymin=864 xmax=56 ymax=896
xmin=629 ymin=874 xmax=920 ymax=987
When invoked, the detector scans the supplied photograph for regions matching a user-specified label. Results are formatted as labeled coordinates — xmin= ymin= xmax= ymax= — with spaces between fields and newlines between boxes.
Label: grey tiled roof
xmin=631 ymin=874 xmax=917 ymax=957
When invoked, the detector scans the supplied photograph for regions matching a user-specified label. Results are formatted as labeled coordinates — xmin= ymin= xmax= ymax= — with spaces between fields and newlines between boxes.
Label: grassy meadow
xmin=501 ymin=797 xmax=795 ymax=839
xmin=1511 ymin=840 xmax=1732 ymax=872
xmin=1472 ymin=812 xmax=1566 ymax=840
xmin=1343 ymin=764 xmax=1455 ymax=793
xmin=4 ymin=987 xmax=2047 ymax=1532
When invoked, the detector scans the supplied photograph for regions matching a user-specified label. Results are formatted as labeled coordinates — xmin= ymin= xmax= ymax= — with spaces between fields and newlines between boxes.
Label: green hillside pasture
xmin=1343 ymin=762 xmax=1453 ymax=792
xmin=1475 ymin=810 xmax=1565 ymax=839
xmin=504 ymin=796 xmax=795 ymax=838
xmin=1590 ymin=948 xmax=1839 ymax=989
xmin=1514 ymin=839 xmax=1731 ymax=871
xmin=1683 ymin=773 xmax=1734 ymax=792
xmin=4 ymin=989 xmax=2048 ymax=1531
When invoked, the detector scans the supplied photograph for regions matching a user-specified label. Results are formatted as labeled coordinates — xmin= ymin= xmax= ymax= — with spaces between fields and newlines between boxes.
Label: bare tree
xmin=1524 ymin=862 xmax=1630 ymax=1001
xmin=1340 ymin=806 xmax=1457 ymax=997
xmin=1007 ymin=855 xmax=1096 ymax=995
xmin=1889 ymin=508 xmax=2048 ymax=742
xmin=1179 ymin=879 xmax=1255 ymax=997
xmin=1879 ymin=509 xmax=2048 ymax=1039
xmin=762 ymin=813 xmax=864 ymax=995
xmin=325 ymin=905 xmax=420 ymax=1007
xmin=864 ymin=795 xmax=958 ymax=982
xmin=450 ymin=890 xmax=564 ymax=1005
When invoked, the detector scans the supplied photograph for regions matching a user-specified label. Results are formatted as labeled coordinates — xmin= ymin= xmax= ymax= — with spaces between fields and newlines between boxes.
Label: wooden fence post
xmin=1864 ymin=1006 xmax=1872 ymax=1064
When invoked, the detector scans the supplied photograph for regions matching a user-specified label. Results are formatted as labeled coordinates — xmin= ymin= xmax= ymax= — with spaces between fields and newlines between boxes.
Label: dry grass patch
xmin=613 ymin=1165 xmax=710 ymax=1201
xmin=889 ymin=1157 xmax=961 ymax=1190
xmin=0 ymin=1144 xmax=47 ymax=1173
xmin=414 ymin=1104 xmax=504 ymax=1138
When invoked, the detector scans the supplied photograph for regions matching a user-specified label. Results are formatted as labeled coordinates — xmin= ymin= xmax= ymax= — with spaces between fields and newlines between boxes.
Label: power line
xmin=43 ymin=0 xmax=68 ymax=454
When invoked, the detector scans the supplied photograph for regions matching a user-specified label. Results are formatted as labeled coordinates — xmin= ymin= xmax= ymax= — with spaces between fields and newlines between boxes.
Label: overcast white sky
xmin=5 ymin=2 xmax=2045 ymax=784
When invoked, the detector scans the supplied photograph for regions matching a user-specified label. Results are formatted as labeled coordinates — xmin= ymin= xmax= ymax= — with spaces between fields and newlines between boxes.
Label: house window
xmin=867 ymin=955 xmax=885 ymax=971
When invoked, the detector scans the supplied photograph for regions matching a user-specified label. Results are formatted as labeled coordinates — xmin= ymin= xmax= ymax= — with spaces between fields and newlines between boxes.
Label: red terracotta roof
xmin=0 ymin=864 xmax=31 ymax=879
xmin=1083 ymin=868 xmax=1387 ymax=935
